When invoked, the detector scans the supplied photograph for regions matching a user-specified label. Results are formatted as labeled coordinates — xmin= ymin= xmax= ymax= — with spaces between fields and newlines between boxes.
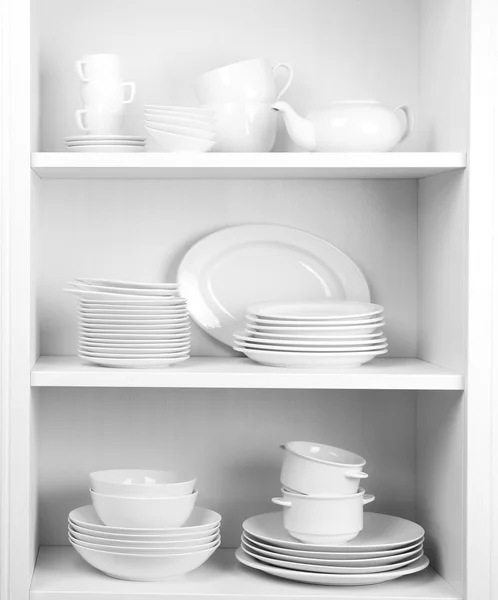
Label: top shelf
xmin=31 ymin=152 xmax=466 ymax=180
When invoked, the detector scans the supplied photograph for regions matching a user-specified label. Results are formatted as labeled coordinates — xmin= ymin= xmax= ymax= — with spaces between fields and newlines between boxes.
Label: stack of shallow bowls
xmin=66 ymin=278 xmax=190 ymax=368
xmin=234 ymin=301 xmax=387 ymax=368
xmin=68 ymin=470 xmax=221 ymax=581
xmin=144 ymin=105 xmax=216 ymax=152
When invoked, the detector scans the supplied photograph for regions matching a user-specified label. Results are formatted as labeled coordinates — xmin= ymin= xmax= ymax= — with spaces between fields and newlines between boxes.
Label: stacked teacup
xmin=67 ymin=53 xmax=145 ymax=152
xmin=273 ymin=442 xmax=373 ymax=544
xmin=195 ymin=58 xmax=293 ymax=151
xmin=68 ymin=470 xmax=221 ymax=581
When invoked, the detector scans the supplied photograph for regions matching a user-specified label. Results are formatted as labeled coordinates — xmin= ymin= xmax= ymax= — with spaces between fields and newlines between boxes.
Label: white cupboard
xmin=0 ymin=0 xmax=496 ymax=599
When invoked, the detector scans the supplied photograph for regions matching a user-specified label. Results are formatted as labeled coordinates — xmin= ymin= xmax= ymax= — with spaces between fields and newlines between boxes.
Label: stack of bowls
xmin=65 ymin=278 xmax=191 ymax=368
xmin=68 ymin=470 xmax=221 ymax=581
xmin=144 ymin=105 xmax=216 ymax=152
xmin=234 ymin=301 xmax=387 ymax=368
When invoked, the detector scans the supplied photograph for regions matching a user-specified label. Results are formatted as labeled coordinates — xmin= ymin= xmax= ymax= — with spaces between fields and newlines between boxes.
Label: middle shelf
xmin=31 ymin=356 xmax=464 ymax=390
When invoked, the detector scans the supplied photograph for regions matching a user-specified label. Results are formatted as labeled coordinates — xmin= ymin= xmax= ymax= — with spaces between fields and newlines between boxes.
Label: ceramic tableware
xmin=143 ymin=121 xmax=216 ymax=141
xmin=235 ymin=332 xmax=387 ymax=347
xmin=70 ymin=527 xmax=219 ymax=547
xmin=90 ymin=470 xmax=196 ymax=498
xmin=146 ymin=126 xmax=216 ymax=153
xmin=144 ymin=112 xmax=215 ymax=131
xmin=248 ymin=301 xmax=384 ymax=321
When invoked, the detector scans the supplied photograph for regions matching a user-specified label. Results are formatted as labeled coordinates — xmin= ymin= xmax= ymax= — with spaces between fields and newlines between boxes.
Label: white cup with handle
xmin=75 ymin=107 xmax=125 ymax=135
xmin=196 ymin=58 xmax=293 ymax=104
xmin=76 ymin=54 xmax=122 ymax=82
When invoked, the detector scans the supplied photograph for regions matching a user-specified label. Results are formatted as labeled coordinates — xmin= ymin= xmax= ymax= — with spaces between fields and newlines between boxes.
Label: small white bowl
xmin=90 ymin=489 xmax=197 ymax=528
xmin=90 ymin=470 xmax=196 ymax=498
xmin=69 ymin=526 xmax=219 ymax=547
xmin=144 ymin=120 xmax=216 ymax=141
xmin=69 ymin=537 xmax=220 ymax=581
xmin=144 ymin=113 xmax=215 ymax=131
xmin=145 ymin=105 xmax=216 ymax=116
xmin=146 ymin=126 xmax=216 ymax=153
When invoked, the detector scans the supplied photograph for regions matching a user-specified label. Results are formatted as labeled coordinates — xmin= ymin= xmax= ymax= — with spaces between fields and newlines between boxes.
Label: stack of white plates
xmin=66 ymin=278 xmax=190 ymax=368
xmin=144 ymin=104 xmax=216 ymax=152
xmin=234 ymin=301 xmax=388 ymax=368
xmin=65 ymin=135 xmax=146 ymax=152
xmin=69 ymin=505 xmax=221 ymax=581
xmin=237 ymin=512 xmax=428 ymax=586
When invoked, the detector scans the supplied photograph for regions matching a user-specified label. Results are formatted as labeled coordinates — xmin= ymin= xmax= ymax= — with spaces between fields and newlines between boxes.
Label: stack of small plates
xmin=234 ymin=301 xmax=387 ymax=368
xmin=65 ymin=278 xmax=190 ymax=368
xmin=65 ymin=135 xmax=146 ymax=152
xmin=237 ymin=512 xmax=428 ymax=586
xmin=69 ymin=505 xmax=221 ymax=581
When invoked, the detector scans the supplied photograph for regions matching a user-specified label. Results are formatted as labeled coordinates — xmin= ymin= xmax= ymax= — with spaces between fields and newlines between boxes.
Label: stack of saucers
xmin=65 ymin=278 xmax=190 ymax=368
xmin=65 ymin=135 xmax=146 ymax=152
xmin=144 ymin=104 xmax=216 ymax=152
xmin=234 ymin=301 xmax=387 ymax=368
xmin=68 ymin=469 xmax=221 ymax=581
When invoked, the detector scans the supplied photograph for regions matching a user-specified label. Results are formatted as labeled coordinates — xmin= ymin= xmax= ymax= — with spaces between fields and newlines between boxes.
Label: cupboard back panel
xmin=36 ymin=178 xmax=417 ymax=357
xmin=36 ymin=388 xmax=416 ymax=547
xmin=36 ymin=0 xmax=422 ymax=151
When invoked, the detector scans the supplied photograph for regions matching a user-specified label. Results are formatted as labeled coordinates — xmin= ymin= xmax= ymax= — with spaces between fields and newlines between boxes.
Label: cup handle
xmin=272 ymin=63 xmax=293 ymax=100
xmin=75 ymin=109 xmax=88 ymax=131
xmin=395 ymin=105 xmax=414 ymax=145
xmin=75 ymin=60 xmax=88 ymax=82
xmin=122 ymin=82 xmax=136 ymax=104
xmin=345 ymin=470 xmax=369 ymax=479
xmin=272 ymin=497 xmax=292 ymax=507
xmin=363 ymin=494 xmax=375 ymax=506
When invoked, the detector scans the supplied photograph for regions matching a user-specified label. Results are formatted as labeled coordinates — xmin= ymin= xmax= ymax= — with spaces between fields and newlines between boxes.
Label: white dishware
xmin=80 ymin=331 xmax=189 ymax=340
xmin=78 ymin=310 xmax=187 ymax=319
xmin=208 ymin=102 xmax=277 ymax=152
xmin=236 ymin=340 xmax=388 ymax=353
xmin=280 ymin=441 xmax=367 ymax=496
xmin=80 ymin=334 xmax=190 ymax=343
xmin=80 ymin=79 xmax=135 ymax=109
xmin=196 ymin=59 xmax=293 ymax=104
xmin=240 ymin=540 xmax=424 ymax=574
xmin=70 ymin=527 xmax=219 ymax=547
xmin=79 ymin=323 xmax=191 ymax=331
xmin=75 ymin=54 xmax=122 ymax=82
xmin=243 ymin=330 xmax=384 ymax=341
xmin=144 ymin=112 xmax=215 ymax=130
xmin=235 ymin=332 xmax=387 ymax=347
xmin=90 ymin=489 xmax=197 ymax=529
xmin=234 ymin=346 xmax=388 ymax=368
xmin=66 ymin=288 xmax=186 ymax=303
xmin=79 ymin=355 xmax=189 ymax=368
xmin=235 ymin=547 xmax=429 ymax=586
xmin=178 ymin=225 xmax=369 ymax=347
xmin=90 ymin=470 xmax=196 ymax=498
xmin=242 ymin=512 xmax=425 ymax=551
xmin=70 ymin=282 xmax=177 ymax=297
xmin=70 ymin=538 xmax=220 ymax=581
xmin=66 ymin=136 xmax=146 ymax=143
xmin=68 ymin=144 xmax=145 ymax=153
xmin=248 ymin=301 xmax=384 ymax=321
xmin=74 ymin=278 xmax=178 ymax=290
xmin=272 ymin=488 xmax=374 ymax=544
xmin=143 ymin=120 xmax=216 ymax=141
xmin=80 ymin=350 xmax=189 ymax=360
xmin=146 ymin=126 xmax=216 ymax=153
xmin=272 ymin=100 xmax=413 ymax=152
xmin=246 ymin=322 xmax=386 ymax=337
xmin=70 ymin=505 xmax=221 ymax=535
xmin=246 ymin=314 xmax=385 ymax=327
xmin=69 ymin=531 xmax=220 ymax=554
xmin=145 ymin=104 xmax=216 ymax=116
xmin=241 ymin=534 xmax=424 ymax=564
xmin=79 ymin=347 xmax=190 ymax=357
xmin=66 ymin=139 xmax=145 ymax=147
xmin=75 ymin=107 xmax=125 ymax=135
xmin=79 ymin=317 xmax=189 ymax=326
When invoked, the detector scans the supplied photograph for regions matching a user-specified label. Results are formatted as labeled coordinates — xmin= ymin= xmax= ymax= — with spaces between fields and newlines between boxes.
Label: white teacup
xmin=210 ymin=102 xmax=277 ymax=152
xmin=196 ymin=59 xmax=293 ymax=104
xmin=76 ymin=54 xmax=123 ymax=82
xmin=81 ymin=80 xmax=135 ymax=110
xmin=75 ymin=107 xmax=124 ymax=135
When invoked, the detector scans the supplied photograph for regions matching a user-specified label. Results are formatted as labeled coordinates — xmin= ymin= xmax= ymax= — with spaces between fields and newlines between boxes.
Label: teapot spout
xmin=272 ymin=101 xmax=316 ymax=151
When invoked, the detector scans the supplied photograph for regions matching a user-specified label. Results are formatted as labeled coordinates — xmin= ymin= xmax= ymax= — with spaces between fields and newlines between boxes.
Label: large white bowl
xmin=70 ymin=505 xmax=221 ymax=536
xmin=146 ymin=126 xmax=216 ymax=153
xmin=69 ymin=526 xmax=219 ymax=547
xmin=90 ymin=470 xmax=196 ymax=498
xmin=90 ymin=489 xmax=197 ymax=528
xmin=144 ymin=120 xmax=216 ymax=141
xmin=69 ymin=531 xmax=220 ymax=554
xmin=70 ymin=538 xmax=220 ymax=581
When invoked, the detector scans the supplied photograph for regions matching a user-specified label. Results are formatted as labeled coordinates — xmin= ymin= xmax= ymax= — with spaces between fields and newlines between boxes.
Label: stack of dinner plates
xmin=236 ymin=512 xmax=429 ymax=586
xmin=65 ymin=135 xmax=146 ymax=152
xmin=65 ymin=278 xmax=190 ymax=368
xmin=233 ymin=301 xmax=387 ymax=368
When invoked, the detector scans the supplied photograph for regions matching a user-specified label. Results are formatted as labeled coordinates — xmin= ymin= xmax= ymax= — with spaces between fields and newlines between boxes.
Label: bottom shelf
xmin=31 ymin=547 xmax=460 ymax=600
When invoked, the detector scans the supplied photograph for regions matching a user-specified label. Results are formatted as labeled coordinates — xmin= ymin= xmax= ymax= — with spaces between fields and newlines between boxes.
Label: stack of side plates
xmin=65 ymin=278 xmax=190 ymax=368
xmin=234 ymin=301 xmax=388 ymax=368
xmin=65 ymin=135 xmax=146 ymax=152
xmin=237 ymin=512 xmax=428 ymax=586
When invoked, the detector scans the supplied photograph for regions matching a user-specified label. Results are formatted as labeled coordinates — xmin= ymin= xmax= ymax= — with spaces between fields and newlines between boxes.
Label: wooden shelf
xmin=31 ymin=152 xmax=466 ymax=179
xmin=30 ymin=547 xmax=460 ymax=600
xmin=31 ymin=356 xmax=464 ymax=390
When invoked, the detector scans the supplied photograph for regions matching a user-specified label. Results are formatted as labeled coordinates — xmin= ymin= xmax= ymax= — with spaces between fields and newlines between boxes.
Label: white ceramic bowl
xmin=145 ymin=105 xmax=216 ymax=116
xmin=70 ymin=505 xmax=221 ymax=536
xmin=90 ymin=470 xmax=196 ymax=498
xmin=69 ymin=531 xmax=220 ymax=554
xmin=70 ymin=537 xmax=220 ymax=581
xmin=90 ymin=489 xmax=197 ymax=528
xmin=144 ymin=113 xmax=215 ymax=131
xmin=146 ymin=126 xmax=216 ymax=153
xmin=144 ymin=120 xmax=216 ymax=141
xmin=69 ymin=526 xmax=219 ymax=547
xmin=272 ymin=488 xmax=374 ymax=545
xmin=280 ymin=441 xmax=367 ymax=496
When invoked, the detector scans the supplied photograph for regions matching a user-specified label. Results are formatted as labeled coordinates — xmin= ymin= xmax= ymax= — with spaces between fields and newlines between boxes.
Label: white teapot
xmin=272 ymin=100 xmax=413 ymax=152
